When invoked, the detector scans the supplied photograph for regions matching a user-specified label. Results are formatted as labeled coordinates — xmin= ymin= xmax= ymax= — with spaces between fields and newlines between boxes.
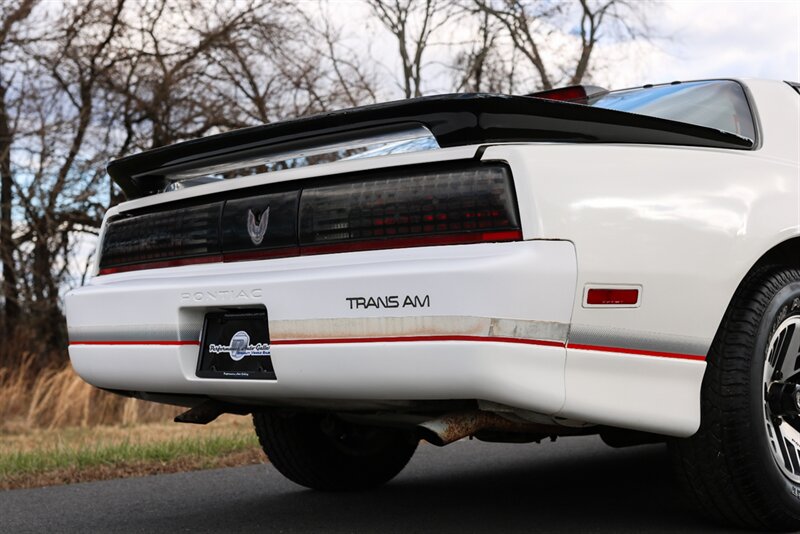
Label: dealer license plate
xmin=196 ymin=309 xmax=276 ymax=380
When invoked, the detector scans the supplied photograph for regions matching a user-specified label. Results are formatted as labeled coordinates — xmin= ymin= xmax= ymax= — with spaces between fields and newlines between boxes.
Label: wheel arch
xmin=753 ymin=235 xmax=800 ymax=270
xmin=713 ymin=234 xmax=800 ymax=351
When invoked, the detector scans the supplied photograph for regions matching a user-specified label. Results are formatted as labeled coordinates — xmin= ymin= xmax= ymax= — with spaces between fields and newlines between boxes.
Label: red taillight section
xmin=586 ymin=288 xmax=640 ymax=306
xmin=99 ymin=255 xmax=224 ymax=275
xmin=98 ymin=164 xmax=521 ymax=275
xmin=533 ymin=86 xmax=587 ymax=101
xmin=528 ymin=84 xmax=607 ymax=103
xmin=300 ymin=230 xmax=522 ymax=256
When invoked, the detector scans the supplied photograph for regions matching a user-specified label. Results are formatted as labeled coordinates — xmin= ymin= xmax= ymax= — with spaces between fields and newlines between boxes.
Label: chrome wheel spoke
xmin=785 ymin=416 xmax=800 ymax=435
xmin=785 ymin=369 xmax=800 ymax=384
xmin=775 ymin=421 xmax=800 ymax=475
xmin=777 ymin=325 xmax=800 ymax=380
xmin=764 ymin=317 xmax=800 ymax=483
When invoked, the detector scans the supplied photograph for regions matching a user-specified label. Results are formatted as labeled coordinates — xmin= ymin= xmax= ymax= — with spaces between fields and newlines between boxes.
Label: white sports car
xmin=67 ymin=78 xmax=800 ymax=529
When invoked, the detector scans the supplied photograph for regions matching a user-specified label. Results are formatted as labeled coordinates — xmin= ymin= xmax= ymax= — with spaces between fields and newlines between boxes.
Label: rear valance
xmin=108 ymin=93 xmax=754 ymax=199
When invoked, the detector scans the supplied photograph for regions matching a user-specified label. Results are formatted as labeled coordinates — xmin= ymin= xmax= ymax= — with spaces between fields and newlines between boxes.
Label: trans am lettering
xmin=346 ymin=295 xmax=430 ymax=310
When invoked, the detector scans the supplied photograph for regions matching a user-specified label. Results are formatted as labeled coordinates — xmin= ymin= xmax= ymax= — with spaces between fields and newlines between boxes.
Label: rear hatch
xmin=109 ymin=91 xmax=753 ymax=199
xmin=99 ymin=88 xmax=754 ymax=275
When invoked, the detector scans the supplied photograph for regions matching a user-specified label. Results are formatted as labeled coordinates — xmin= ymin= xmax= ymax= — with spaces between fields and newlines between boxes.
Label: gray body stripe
xmin=69 ymin=316 xmax=569 ymax=344
xmin=567 ymin=324 xmax=710 ymax=357
xmin=68 ymin=323 xmax=203 ymax=343
xmin=69 ymin=317 xmax=710 ymax=357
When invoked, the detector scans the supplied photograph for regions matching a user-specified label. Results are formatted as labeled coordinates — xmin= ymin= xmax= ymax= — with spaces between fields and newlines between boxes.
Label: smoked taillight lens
xmin=298 ymin=165 xmax=520 ymax=254
xmin=100 ymin=203 xmax=223 ymax=273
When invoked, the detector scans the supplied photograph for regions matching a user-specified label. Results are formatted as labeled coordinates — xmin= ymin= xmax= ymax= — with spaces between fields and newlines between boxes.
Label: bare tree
xmin=203 ymin=2 xmax=378 ymax=125
xmin=298 ymin=5 xmax=379 ymax=109
xmin=0 ymin=0 xmax=37 ymax=337
xmin=451 ymin=9 xmax=514 ymax=93
xmin=0 ymin=0 xmax=382 ymax=360
xmin=101 ymin=0 xmax=260 ymax=151
xmin=368 ymin=0 xmax=451 ymax=98
xmin=9 ymin=0 xmax=127 ymax=347
xmin=473 ymin=0 xmax=651 ymax=91
xmin=98 ymin=0 xmax=377 ymax=155
xmin=368 ymin=0 xmax=651 ymax=97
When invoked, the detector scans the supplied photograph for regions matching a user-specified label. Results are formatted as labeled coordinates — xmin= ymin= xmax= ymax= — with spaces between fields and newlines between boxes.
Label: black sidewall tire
xmin=751 ymin=280 xmax=800 ymax=516
xmin=253 ymin=411 xmax=418 ymax=491
xmin=671 ymin=268 xmax=800 ymax=530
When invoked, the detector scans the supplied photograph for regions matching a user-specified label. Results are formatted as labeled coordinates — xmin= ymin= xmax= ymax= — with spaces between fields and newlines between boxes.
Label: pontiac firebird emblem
xmin=247 ymin=207 xmax=270 ymax=245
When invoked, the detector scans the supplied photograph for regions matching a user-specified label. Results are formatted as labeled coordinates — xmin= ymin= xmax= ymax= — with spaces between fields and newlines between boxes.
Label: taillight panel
xmin=98 ymin=163 xmax=521 ymax=275
xmin=299 ymin=166 xmax=518 ymax=246
xmin=100 ymin=202 xmax=223 ymax=270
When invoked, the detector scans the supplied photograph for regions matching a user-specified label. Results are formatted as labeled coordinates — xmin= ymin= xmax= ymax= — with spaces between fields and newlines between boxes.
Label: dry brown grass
xmin=0 ymin=415 xmax=261 ymax=490
xmin=0 ymin=415 xmax=253 ymax=455
xmin=0 ymin=354 xmax=180 ymax=433
xmin=0 ymin=347 xmax=264 ymax=490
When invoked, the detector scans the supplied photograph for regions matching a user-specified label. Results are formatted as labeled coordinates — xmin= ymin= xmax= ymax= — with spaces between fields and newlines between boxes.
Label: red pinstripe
xmin=69 ymin=335 xmax=705 ymax=361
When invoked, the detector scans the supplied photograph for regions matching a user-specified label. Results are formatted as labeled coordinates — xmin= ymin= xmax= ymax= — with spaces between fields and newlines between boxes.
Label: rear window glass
xmin=586 ymin=80 xmax=755 ymax=141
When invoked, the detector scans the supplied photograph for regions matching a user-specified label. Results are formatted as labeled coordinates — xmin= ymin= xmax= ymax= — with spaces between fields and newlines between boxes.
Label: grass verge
xmin=0 ymin=415 xmax=264 ymax=490
xmin=0 ymin=358 xmax=182 ymax=430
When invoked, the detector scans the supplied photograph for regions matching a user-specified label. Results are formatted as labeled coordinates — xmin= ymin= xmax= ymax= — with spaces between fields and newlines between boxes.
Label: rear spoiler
xmin=108 ymin=93 xmax=754 ymax=199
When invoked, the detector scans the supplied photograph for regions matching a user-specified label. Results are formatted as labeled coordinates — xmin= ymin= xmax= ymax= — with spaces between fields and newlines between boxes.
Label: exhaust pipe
xmin=418 ymin=411 xmax=556 ymax=446
xmin=174 ymin=400 xmax=249 ymax=425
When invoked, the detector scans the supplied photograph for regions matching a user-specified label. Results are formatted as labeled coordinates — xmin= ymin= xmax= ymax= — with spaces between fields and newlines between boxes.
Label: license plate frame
xmin=196 ymin=308 xmax=276 ymax=380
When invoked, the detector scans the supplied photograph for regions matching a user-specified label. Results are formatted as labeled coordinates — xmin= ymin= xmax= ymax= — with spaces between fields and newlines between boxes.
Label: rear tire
xmin=253 ymin=411 xmax=418 ymax=491
xmin=670 ymin=266 xmax=800 ymax=530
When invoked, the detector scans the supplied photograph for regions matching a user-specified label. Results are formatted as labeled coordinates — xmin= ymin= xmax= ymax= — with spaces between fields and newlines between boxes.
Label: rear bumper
xmin=66 ymin=240 xmax=706 ymax=436
xmin=69 ymin=340 xmax=568 ymax=414
xmin=67 ymin=241 xmax=576 ymax=412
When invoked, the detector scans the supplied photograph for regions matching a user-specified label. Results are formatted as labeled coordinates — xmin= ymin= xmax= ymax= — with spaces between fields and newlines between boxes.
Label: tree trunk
xmin=0 ymin=81 xmax=19 ymax=336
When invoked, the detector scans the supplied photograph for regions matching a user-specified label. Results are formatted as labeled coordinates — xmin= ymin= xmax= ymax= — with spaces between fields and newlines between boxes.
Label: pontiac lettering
xmin=181 ymin=289 xmax=263 ymax=302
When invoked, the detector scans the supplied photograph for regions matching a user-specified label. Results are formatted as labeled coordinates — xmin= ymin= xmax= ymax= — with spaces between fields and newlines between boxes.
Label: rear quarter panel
xmin=483 ymin=79 xmax=800 ymax=358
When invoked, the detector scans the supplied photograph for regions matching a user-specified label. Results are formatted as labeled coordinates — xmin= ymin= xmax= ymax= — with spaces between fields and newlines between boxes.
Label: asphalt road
xmin=0 ymin=435 xmax=737 ymax=533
